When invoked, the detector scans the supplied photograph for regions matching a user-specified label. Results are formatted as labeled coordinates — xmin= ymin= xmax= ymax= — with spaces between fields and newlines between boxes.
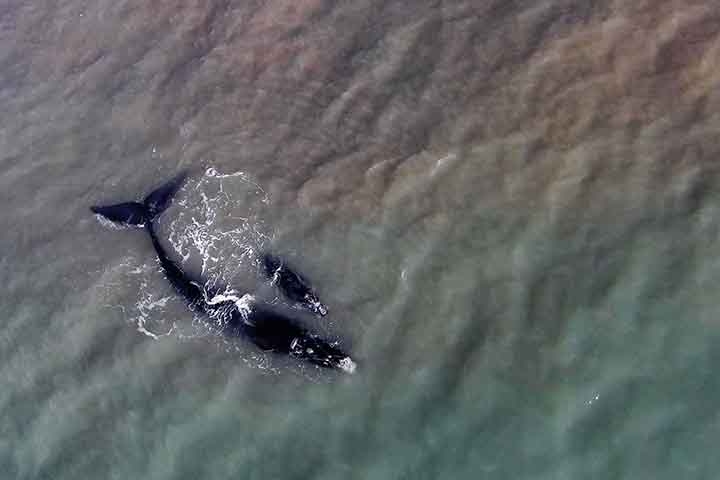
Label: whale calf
xmin=262 ymin=253 xmax=328 ymax=316
xmin=91 ymin=172 xmax=356 ymax=373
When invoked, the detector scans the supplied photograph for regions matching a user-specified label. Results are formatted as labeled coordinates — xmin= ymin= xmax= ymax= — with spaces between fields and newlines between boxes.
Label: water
xmin=3 ymin=0 xmax=720 ymax=478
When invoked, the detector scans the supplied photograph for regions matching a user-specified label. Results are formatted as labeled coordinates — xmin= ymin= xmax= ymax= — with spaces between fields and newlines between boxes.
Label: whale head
xmin=290 ymin=335 xmax=356 ymax=374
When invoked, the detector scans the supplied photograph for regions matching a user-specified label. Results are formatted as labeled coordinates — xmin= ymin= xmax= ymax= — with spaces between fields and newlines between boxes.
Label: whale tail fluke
xmin=91 ymin=171 xmax=188 ymax=226
xmin=91 ymin=202 xmax=148 ymax=225
xmin=143 ymin=170 xmax=188 ymax=218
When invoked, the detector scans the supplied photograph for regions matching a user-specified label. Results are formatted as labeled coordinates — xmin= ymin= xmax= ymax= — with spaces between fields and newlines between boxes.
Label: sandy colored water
xmin=2 ymin=0 xmax=720 ymax=478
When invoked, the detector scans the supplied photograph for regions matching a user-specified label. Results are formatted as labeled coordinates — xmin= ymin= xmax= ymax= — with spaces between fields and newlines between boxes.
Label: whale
xmin=91 ymin=172 xmax=356 ymax=373
xmin=262 ymin=253 xmax=328 ymax=316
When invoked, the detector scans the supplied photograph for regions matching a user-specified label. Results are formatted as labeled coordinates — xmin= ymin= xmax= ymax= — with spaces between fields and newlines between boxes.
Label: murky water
xmin=2 ymin=1 xmax=720 ymax=478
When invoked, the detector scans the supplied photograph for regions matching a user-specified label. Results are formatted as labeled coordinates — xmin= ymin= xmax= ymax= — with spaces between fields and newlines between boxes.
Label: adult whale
xmin=91 ymin=171 xmax=356 ymax=373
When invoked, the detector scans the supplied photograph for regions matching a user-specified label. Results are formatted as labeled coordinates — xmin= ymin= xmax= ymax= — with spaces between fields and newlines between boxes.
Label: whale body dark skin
xmin=262 ymin=253 xmax=328 ymax=316
xmin=91 ymin=172 xmax=356 ymax=373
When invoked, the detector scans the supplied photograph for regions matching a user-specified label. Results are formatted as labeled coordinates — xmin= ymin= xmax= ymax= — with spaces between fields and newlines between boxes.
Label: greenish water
xmin=3 ymin=1 xmax=720 ymax=478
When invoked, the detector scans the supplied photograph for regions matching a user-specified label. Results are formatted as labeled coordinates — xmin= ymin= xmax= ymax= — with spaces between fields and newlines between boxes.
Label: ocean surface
xmin=2 ymin=0 xmax=720 ymax=478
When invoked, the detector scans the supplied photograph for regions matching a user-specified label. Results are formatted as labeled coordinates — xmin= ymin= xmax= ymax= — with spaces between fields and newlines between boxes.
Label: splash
xmin=96 ymin=260 xmax=178 ymax=340
xmin=166 ymin=167 xmax=271 ymax=279
xmin=192 ymin=279 xmax=256 ymax=322
xmin=128 ymin=265 xmax=177 ymax=340
xmin=205 ymin=167 xmax=269 ymax=203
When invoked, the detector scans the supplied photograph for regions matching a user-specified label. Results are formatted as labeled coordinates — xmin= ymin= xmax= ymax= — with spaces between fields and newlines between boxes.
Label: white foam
xmin=305 ymin=296 xmax=327 ymax=316
xmin=94 ymin=214 xmax=143 ymax=230
xmin=133 ymin=285 xmax=176 ymax=339
xmin=195 ymin=282 xmax=256 ymax=322
xmin=205 ymin=167 xmax=269 ymax=204
xmin=430 ymin=152 xmax=458 ymax=177
xmin=165 ymin=168 xmax=271 ymax=280
xmin=338 ymin=357 xmax=357 ymax=374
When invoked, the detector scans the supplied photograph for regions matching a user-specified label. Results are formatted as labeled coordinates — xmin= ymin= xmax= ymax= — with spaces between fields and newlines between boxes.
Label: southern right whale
xmin=91 ymin=172 xmax=356 ymax=373
xmin=262 ymin=253 xmax=328 ymax=316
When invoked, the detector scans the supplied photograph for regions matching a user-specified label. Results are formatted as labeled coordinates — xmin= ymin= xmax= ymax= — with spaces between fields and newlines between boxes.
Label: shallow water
xmin=3 ymin=0 xmax=720 ymax=478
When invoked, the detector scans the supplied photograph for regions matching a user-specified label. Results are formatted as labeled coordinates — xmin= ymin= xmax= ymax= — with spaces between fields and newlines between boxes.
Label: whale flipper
xmin=262 ymin=253 xmax=328 ymax=316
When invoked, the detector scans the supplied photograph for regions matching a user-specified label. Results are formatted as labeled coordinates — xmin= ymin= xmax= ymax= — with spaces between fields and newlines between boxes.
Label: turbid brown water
xmin=2 ymin=0 xmax=720 ymax=478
